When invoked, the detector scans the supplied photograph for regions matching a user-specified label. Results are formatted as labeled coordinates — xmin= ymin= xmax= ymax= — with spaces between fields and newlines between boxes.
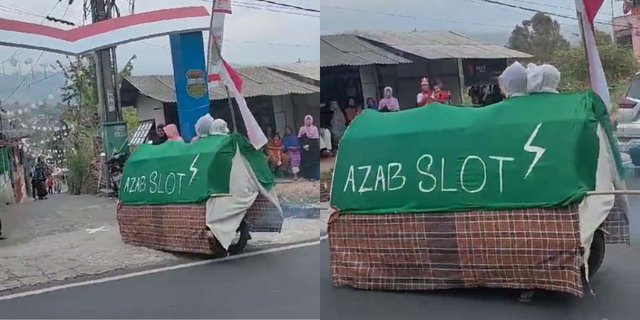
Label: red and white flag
xmin=206 ymin=0 xmax=267 ymax=149
xmin=575 ymin=0 xmax=610 ymax=111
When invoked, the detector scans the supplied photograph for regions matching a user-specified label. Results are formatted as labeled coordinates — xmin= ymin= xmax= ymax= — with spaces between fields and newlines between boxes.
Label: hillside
xmin=0 ymin=72 xmax=65 ymax=105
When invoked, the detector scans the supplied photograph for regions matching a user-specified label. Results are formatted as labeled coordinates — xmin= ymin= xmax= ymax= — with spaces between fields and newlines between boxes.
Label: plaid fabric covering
xmin=602 ymin=195 xmax=631 ymax=245
xmin=328 ymin=206 xmax=584 ymax=297
xmin=117 ymin=194 xmax=283 ymax=254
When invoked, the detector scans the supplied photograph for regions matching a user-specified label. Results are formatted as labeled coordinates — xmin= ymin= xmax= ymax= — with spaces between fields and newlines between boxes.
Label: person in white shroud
xmin=527 ymin=64 xmax=561 ymax=94
xmin=497 ymin=62 xmax=528 ymax=99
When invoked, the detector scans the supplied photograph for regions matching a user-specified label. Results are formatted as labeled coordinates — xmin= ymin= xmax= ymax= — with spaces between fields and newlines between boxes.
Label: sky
xmin=0 ymin=0 xmax=320 ymax=76
xmin=321 ymin=0 xmax=623 ymax=41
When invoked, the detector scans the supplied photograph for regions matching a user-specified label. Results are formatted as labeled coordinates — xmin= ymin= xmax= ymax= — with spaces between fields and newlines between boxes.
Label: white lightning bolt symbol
xmin=189 ymin=154 xmax=200 ymax=186
xmin=523 ymin=123 xmax=545 ymax=180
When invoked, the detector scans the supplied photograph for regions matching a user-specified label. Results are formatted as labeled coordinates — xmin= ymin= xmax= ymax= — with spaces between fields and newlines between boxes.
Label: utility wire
xmin=323 ymin=5 xmax=519 ymax=29
xmin=250 ymin=0 xmax=319 ymax=12
xmin=2 ymin=3 xmax=72 ymax=102
xmin=1 ymin=1 xmax=62 ymax=65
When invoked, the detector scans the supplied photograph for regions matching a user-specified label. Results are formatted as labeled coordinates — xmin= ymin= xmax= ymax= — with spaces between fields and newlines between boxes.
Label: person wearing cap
xmin=498 ymin=62 xmax=528 ymax=99
xmin=417 ymin=77 xmax=434 ymax=107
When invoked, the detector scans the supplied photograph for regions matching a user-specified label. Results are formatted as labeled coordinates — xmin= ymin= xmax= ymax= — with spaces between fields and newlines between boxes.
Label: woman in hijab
xmin=329 ymin=100 xmax=347 ymax=145
xmin=283 ymin=126 xmax=301 ymax=179
xmin=163 ymin=124 xmax=184 ymax=142
xmin=266 ymin=132 xmax=289 ymax=176
xmin=378 ymin=87 xmax=400 ymax=112
xmin=191 ymin=114 xmax=216 ymax=143
xmin=298 ymin=115 xmax=320 ymax=181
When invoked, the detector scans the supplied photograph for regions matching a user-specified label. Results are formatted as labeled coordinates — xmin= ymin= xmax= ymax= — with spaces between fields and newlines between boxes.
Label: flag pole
xmin=207 ymin=0 xmax=237 ymax=132
xmin=224 ymin=86 xmax=238 ymax=132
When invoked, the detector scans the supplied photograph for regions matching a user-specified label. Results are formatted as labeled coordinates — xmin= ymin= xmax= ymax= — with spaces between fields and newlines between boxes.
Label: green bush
xmin=66 ymin=145 xmax=97 ymax=195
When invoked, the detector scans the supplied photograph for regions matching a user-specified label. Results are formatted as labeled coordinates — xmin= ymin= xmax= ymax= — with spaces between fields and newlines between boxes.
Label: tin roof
xmin=321 ymin=34 xmax=412 ymax=67
xmin=356 ymin=31 xmax=532 ymax=60
xmin=268 ymin=62 xmax=319 ymax=81
xmin=123 ymin=66 xmax=320 ymax=103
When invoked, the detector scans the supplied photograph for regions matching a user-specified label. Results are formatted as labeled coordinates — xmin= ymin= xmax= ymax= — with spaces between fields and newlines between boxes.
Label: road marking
xmin=85 ymin=226 xmax=109 ymax=234
xmin=0 ymin=239 xmax=320 ymax=301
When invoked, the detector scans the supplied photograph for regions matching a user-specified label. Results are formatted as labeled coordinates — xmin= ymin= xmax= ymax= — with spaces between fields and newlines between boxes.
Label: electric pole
xmin=91 ymin=0 xmax=121 ymax=124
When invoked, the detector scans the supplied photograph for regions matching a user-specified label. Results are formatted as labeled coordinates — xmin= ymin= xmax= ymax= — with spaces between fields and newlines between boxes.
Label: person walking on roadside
xmin=33 ymin=157 xmax=49 ymax=200
xmin=46 ymin=177 xmax=53 ymax=195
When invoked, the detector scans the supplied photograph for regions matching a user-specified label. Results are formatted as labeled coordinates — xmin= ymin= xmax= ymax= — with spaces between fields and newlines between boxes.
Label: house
xmin=321 ymin=31 xmax=532 ymax=109
xmin=120 ymin=64 xmax=320 ymax=143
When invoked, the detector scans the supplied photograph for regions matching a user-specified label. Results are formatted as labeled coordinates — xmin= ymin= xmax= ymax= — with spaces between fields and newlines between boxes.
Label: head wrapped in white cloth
xmin=211 ymin=118 xmax=230 ymax=135
xmin=527 ymin=64 xmax=561 ymax=94
xmin=195 ymin=113 xmax=216 ymax=137
xmin=498 ymin=62 xmax=528 ymax=98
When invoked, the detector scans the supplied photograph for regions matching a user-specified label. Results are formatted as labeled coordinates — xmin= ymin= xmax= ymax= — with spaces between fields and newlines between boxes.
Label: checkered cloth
xmin=117 ymin=194 xmax=283 ymax=255
xmin=602 ymin=195 xmax=631 ymax=245
xmin=328 ymin=206 xmax=584 ymax=297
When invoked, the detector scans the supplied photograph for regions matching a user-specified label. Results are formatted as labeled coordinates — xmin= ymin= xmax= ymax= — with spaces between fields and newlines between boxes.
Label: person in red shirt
xmin=433 ymin=85 xmax=451 ymax=104
xmin=46 ymin=177 xmax=53 ymax=195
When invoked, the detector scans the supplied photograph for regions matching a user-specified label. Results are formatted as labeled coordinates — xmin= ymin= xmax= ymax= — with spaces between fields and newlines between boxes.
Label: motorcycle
xmin=106 ymin=152 xmax=128 ymax=196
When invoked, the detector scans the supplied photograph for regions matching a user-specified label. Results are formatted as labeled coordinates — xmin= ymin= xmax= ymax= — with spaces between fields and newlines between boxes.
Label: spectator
xmin=298 ymin=115 xmax=320 ymax=181
xmin=151 ymin=124 xmax=168 ymax=145
xmin=283 ymin=126 xmax=301 ymax=180
xmin=417 ymin=77 xmax=434 ymax=107
xmin=378 ymin=87 xmax=400 ymax=112
xmin=365 ymin=97 xmax=377 ymax=110
xmin=164 ymin=124 xmax=184 ymax=142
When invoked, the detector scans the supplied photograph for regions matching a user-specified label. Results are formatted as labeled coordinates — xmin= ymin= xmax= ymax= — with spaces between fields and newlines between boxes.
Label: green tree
xmin=122 ymin=106 xmax=139 ymax=138
xmin=552 ymin=44 xmax=638 ymax=93
xmin=595 ymin=30 xmax=613 ymax=46
xmin=507 ymin=12 xmax=571 ymax=61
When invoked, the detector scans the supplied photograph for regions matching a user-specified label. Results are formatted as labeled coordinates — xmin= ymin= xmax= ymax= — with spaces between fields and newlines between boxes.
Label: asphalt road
xmin=321 ymin=176 xmax=640 ymax=320
xmin=320 ymin=240 xmax=640 ymax=320
xmin=0 ymin=244 xmax=320 ymax=319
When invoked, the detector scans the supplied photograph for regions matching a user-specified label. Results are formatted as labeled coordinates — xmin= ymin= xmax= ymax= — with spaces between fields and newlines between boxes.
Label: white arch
xmin=0 ymin=6 xmax=211 ymax=56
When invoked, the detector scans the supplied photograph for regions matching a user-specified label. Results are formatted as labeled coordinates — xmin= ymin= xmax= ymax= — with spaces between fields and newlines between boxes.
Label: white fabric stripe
xmin=578 ymin=125 xmax=615 ymax=278
xmin=0 ymin=16 xmax=210 ymax=55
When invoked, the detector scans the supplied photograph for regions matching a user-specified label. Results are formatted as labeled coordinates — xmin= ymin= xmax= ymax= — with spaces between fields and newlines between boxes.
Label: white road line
xmin=0 ymin=240 xmax=320 ymax=302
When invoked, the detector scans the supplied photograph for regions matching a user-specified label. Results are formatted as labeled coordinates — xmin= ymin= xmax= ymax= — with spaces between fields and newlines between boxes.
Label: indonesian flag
xmin=575 ymin=0 xmax=610 ymax=112
xmin=206 ymin=0 xmax=267 ymax=149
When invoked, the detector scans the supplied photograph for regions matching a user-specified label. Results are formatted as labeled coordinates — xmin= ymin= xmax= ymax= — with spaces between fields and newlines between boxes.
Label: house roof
xmin=321 ymin=34 xmax=412 ymax=67
xmin=356 ymin=31 xmax=532 ymax=60
xmin=268 ymin=62 xmax=319 ymax=81
xmin=123 ymin=66 xmax=320 ymax=104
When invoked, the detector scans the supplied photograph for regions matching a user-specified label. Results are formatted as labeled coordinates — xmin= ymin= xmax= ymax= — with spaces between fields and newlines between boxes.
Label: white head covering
xmin=195 ymin=114 xmax=215 ymax=137
xmin=527 ymin=64 xmax=561 ymax=94
xmin=498 ymin=62 xmax=528 ymax=98
xmin=211 ymin=118 xmax=230 ymax=135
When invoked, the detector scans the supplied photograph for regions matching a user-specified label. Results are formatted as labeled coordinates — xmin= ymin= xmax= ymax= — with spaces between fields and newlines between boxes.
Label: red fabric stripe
xmin=0 ymin=6 xmax=209 ymax=41
xmin=223 ymin=59 xmax=243 ymax=93
xmin=583 ymin=0 xmax=604 ymax=25
xmin=207 ymin=74 xmax=221 ymax=81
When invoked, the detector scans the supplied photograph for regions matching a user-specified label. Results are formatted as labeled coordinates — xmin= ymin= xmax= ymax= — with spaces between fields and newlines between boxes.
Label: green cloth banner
xmin=119 ymin=133 xmax=275 ymax=205
xmin=0 ymin=148 xmax=9 ymax=174
xmin=331 ymin=91 xmax=622 ymax=214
